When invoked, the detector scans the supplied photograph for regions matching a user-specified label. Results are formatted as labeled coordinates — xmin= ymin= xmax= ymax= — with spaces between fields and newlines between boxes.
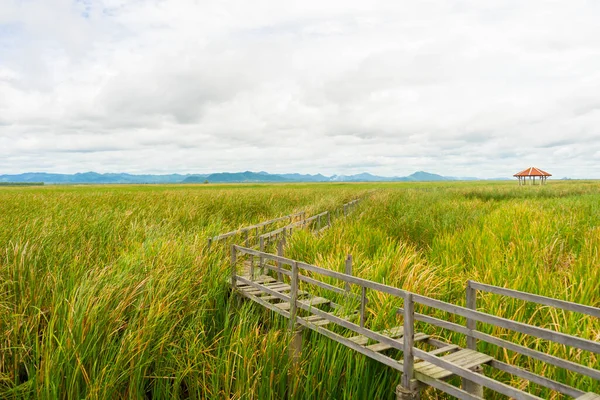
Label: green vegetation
xmin=0 ymin=182 xmax=44 ymax=186
xmin=1 ymin=182 xmax=599 ymax=399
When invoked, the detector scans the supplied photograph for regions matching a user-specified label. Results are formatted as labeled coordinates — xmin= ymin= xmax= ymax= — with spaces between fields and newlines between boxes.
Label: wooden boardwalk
xmin=213 ymin=203 xmax=600 ymax=399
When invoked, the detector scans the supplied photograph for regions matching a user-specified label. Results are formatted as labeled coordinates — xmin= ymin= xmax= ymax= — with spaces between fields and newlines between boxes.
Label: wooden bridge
xmin=211 ymin=202 xmax=600 ymax=399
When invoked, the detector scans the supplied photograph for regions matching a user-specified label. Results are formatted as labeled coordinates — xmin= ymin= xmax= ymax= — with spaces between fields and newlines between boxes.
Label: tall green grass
xmin=1 ymin=182 xmax=599 ymax=399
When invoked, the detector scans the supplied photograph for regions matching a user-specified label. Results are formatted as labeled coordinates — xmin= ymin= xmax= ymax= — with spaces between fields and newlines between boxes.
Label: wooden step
xmin=419 ymin=344 xmax=459 ymax=359
xmin=347 ymin=326 xmax=404 ymax=346
xmin=237 ymin=276 xmax=276 ymax=286
xmin=243 ymin=283 xmax=290 ymax=296
xmin=275 ymin=297 xmax=331 ymax=311
xmin=577 ymin=393 xmax=600 ymax=400
xmin=365 ymin=332 xmax=430 ymax=352
xmin=414 ymin=349 xmax=494 ymax=379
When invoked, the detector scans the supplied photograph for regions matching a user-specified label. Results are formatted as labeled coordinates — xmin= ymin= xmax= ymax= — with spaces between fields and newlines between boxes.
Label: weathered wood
xmin=418 ymin=344 xmax=459 ymax=359
xmin=414 ymin=349 xmax=493 ymax=379
xmin=408 ymin=310 xmax=600 ymax=381
xmin=212 ymin=211 xmax=305 ymax=242
xmin=259 ymin=237 xmax=265 ymax=274
xmin=412 ymin=293 xmax=600 ymax=354
xmin=464 ymin=282 xmax=482 ymax=396
xmin=236 ymin=280 xmax=481 ymax=400
xmin=577 ymin=393 xmax=600 ymax=400
xmin=230 ymin=245 xmax=237 ymax=291
xmin=366 ymin=333 xmax=429 ymax=352
xmin=466 ymin=282 xmax=477 ymax=350
xmin=360 ymin=286 xmax=367 ymax=328
xmin=412 ymin=348 xmax=542 ymax=399
xmin=348 ymin=326 xmax=404 ymax=345
xmin=276 ymin=240 xmax=284 ymax=281
xmin=345 ymin=254 xmax=352 ymax=292
xmin=233 ymin=245 xmax=599 ymax=397
xmin=469 ymin=280 xmax=600 ymax=318
xmin=257 ymin=260 xmax=351 ymax=297
xmin=289 ymin=261 xmax=299 ymax=330
xmin=275 ymin=296 xmax=330 ymax=311
xmin=402 ymin=293 xmax=415 ymax=389
xmin=489 ymin=359 xmax=584 ymax=398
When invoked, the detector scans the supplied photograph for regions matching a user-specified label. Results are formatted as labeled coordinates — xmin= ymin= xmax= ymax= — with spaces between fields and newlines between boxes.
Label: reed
xmin=1 ymin=181 xmax=598 ymax=398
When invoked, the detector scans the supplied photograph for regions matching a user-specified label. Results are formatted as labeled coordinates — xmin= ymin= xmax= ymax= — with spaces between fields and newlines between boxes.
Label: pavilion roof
xmin=513 ymin=167 xmax=552 ymax=177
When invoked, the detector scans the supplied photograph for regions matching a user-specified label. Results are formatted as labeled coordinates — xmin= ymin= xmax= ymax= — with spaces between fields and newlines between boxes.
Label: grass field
xmin=1 ymin=181 xmax=599 ymax=399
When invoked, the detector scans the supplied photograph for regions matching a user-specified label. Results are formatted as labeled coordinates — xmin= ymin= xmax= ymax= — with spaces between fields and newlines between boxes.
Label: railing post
xmin=327 ymin=211 xmax=331 ymax=228
xmin=317 ymin=214 xmax=321 ymax=231
xmin=463 ymin=281 xmax=483 ymax=396
xmin=289 ymin=261 xmax=303 ymax=370
xmin=244 ymin=230 xmax=249 ymax=247
xmin=230 ymin=245 xmax=237 ymax=291
xmin=399 ymin=292 xmax=419 ymax=399
xmin=259 ymin=236 xmax=265 ymax=275
xmin=250 ymin=254 xmax=255 ymax=281
xmin=289 ymin=262 xmax=299 ymax=330
xmin=277 ymin=240 xmax=284 ymax=281
xmin=344 ymin=204 xmax=348 ymax=216
xmin=345 ymin=254 xmax=352 ymax=293
xmin=207 ymin=237 xmax=213 ymax=248
xmin=466 ymin=281 xmax=477 ymax=350
xmin=360 ymin=286 xmax=367 ymax=328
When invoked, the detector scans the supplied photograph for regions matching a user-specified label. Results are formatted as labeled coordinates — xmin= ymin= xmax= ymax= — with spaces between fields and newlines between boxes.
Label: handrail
xmin=259 ymin=211 xmax=330 ymax=241
xmin=209 ymin=211 xmax=305 ymax=244
xmin=469 ymin=280 xmax=600 ymax=318
xmin=231 ymin=246 xmax=600 ymax=398
xmin=412 ymin=294 xmax=600 ymax=354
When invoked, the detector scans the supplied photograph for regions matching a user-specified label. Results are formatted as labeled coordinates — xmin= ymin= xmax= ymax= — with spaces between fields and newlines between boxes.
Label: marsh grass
xmin=1 ymin=182 xmax=599 ymax=398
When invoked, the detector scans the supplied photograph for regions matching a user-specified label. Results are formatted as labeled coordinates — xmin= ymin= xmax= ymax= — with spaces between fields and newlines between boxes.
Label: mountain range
xmin=0 ymin=171 xmax=486 ymax=184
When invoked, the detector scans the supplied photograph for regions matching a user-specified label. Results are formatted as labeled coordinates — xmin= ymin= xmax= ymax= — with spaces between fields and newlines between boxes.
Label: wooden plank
xmin=234 ymin=246 xmax=408 ymax=300
xmin=237 ymin=277 xmax=482 ymax=400
xmin=348 ymin=326 xmax=404 ymax=345
xmin=469 ymin=281 xmax=600 ymax=318
xmin=237 ymin=276 xmax=276 ymax=286
xmin=214 ymin=211 xmax=306 ymax=242
xmin=417 ymin=373 xmax=484 ymax=400
xmin=402 ymin=292 xmax=415 ymax=388
xmin=410 ymin=310 xmax=600 ymax=381
xmin=360 ymin=286 xmax=367 ymax=328
xmin=243 ymin=283 xmax=290 ymax=296
xmin=366 ymin=332 xmax=430 ymax=352
xmin=466 ymin=282 xmax=477 ymax=351
xmin=425 ymin=344 xmax=460 ymax=357
xmin=577 ymin=393 xmax=600 ymax=400
xmin=275 ymin=296 xmax=330 ymax=311
xmin=257 ymin=261 xmax=355 ymax=297
xmin=489 ymin=360 xmax=584 ymax=398
xmin=412 ymin=293 xmax=600 ymax=354
xmin=288 ymin=261 xmax=299 ymax=330
xmin=412 ymin=347 xmax=542 ymax=400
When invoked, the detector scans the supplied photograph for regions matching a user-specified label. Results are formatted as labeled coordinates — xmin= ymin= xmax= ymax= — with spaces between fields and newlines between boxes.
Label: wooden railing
xmin=231 ymin=246 xmax=600 ymax=400
xmin=207 ymin=211 xmax=305 ymax=247
xmin=258 ymin=211 xmax=331 ymax=249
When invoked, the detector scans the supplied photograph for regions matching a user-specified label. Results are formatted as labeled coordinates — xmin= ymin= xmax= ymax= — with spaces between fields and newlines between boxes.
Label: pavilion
xmin=514 ymin=167 xmax=551 ymax=185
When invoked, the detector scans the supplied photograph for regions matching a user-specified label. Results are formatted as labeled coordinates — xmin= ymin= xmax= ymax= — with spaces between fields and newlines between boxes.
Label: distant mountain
xmin=405 ymin=171 xmax=452 ymax=181
xmin=185 ymin=171 xmax=290 ymax=183
xmin=279 ymin=173 xmax=329 ymax=182
xmin=0 ymin=172 xmax=197 ymax=184
xmin=1 ymin=170 xmax=489 ymax=184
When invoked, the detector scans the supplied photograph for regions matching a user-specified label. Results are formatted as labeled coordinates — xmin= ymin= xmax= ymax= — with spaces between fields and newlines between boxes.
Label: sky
xmin=1 ymin=1 xmax=600 ymax=178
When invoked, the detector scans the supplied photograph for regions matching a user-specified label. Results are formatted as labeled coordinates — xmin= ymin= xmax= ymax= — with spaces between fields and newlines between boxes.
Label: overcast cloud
xmin=1 ymin=0 xmax=600 ymax=178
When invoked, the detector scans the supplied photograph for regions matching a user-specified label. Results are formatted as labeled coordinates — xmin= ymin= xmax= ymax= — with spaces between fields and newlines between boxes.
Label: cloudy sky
xmin=1 ymin=1 xmax=600 ymax=178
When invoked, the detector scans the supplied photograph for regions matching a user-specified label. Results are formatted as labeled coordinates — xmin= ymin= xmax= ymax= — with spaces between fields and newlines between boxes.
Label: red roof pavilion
xmin=513 ymin=167 xmax=551 ymax=185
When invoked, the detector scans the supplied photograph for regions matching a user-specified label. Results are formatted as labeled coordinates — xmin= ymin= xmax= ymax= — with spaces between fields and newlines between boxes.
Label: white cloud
xmin=1 ymin=0 xmax=600 ymax=178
